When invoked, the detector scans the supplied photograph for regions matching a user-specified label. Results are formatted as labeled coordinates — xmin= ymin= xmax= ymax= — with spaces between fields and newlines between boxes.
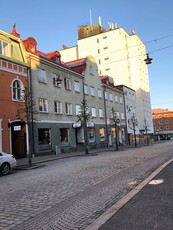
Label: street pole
xmin=82 ymin=77 xmax=89 ymax=154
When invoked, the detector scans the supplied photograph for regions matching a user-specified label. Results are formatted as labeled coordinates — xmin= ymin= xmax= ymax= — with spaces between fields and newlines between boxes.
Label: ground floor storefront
xmin=31 ymin=121 xmax=127 ymax=156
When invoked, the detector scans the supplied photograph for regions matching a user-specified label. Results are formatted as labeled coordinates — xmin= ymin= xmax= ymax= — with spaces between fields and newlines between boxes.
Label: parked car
xmin=0 ymin=152 xmax=16 ymax=175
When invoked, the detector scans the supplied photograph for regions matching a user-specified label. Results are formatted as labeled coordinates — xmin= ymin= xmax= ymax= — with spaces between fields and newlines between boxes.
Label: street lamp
xmin=110 ymin=107 xmax=120 ymax=151
xmin=128 ymin=113 xmax=138 ymax=147
xmin=144 ymin=53 xmax=153 ymax=64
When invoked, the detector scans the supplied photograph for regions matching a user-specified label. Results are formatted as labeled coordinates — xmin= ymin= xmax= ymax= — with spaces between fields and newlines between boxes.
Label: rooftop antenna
xmin=89 ymin=9 xmax=92 ymax=25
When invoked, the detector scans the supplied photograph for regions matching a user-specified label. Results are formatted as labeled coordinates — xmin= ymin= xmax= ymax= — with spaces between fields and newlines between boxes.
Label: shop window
xmin=88 ymin=128 xmax=95 ymax=143
xmin=60 ymin=128 xmax=69 ymax=143
xmin=99 ymin=128 xmax=105 ymax=141
xmin=38 ymin=129 xmax=51 ymax=145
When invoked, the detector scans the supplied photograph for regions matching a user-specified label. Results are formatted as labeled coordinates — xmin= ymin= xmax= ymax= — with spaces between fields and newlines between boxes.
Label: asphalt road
xmin=1 ymin=141 xmax=173 ymax=230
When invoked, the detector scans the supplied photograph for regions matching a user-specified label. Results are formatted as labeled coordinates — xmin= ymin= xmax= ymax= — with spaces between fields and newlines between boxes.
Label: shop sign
xmin=72 ymin=123 xmax=82 ymax=128
xmin=86 ymin=121 xmax=95 ymax=127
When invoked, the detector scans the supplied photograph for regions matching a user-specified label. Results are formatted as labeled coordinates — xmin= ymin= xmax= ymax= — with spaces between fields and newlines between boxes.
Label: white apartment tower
xmin=60 ymin=23 xmax=154 ymax=134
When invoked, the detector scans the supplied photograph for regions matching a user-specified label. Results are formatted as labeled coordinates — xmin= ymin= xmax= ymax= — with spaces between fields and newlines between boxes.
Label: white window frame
xmin=0 ymin=39 xmax=11 ymax=56
xmin=84 ymin=84 xmax=88 ymax=95
xmin=12 ymin=79 xmax=25 ymax=101
xmin=98 ymin=89 xmax=102 ymax=98
xmin=91 ymin=107 xmax=96 ymax=117
xmin=65 ymin=103 xmax=72 ymax=115
xmin=64 ymin=78 xmax=71 ymax=90
xmin=115 ymin=95 xmax=119 ymax=103
xmin=39 ymin=98 xmax=48 ymax=112
xmin=54 ymin=100 xmax=62 ymax=114
xmin=76 ymin=104 xmax=81 ymax=115
xmin=109 ymin=93 xmax=113 ymax=101
xmin=90 ymin=86 xmax=95 ymax=97
xmin=74 ymin=81 xmax=80 ymax=92
xmin=99 ymin=108 xmax=104 ymax=118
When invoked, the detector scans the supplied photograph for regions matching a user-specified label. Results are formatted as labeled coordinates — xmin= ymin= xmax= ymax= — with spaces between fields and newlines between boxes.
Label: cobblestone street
xmin=1 ymin=141 xmax=173 ymax=230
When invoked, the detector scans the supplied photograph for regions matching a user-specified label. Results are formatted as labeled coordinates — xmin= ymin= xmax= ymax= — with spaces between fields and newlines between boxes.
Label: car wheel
xmin=0 ymin=163 xmax=11 ymax=175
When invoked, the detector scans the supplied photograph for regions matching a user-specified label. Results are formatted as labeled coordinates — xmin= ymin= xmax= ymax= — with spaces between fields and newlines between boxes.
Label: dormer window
xmin=55 ymin=56 xmax=60 ymax=64
xmin=0 ymin=35 xmax=11 ymax=57
xmin=30 ymin=43 xmax=36 ymax=53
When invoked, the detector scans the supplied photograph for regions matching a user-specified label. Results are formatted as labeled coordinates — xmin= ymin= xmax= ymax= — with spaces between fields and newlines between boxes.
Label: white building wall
xmin=60 ymin=25 xmax=154 ymax=134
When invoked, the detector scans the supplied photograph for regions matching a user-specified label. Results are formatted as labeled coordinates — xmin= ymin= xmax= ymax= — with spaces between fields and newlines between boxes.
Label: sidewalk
xmin=88 ymin=159 xmax=173 ymax=230
xmin=16 ymin=146 xmax=122 ymax=167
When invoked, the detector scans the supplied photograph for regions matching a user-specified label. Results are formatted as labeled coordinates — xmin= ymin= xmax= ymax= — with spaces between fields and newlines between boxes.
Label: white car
xmin=0 ymin=152 xmax=16 ymax=175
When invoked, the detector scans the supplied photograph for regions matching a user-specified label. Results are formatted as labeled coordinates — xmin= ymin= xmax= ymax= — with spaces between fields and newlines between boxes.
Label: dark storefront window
xmin=38 ymin=129 xmax=51 ymax=145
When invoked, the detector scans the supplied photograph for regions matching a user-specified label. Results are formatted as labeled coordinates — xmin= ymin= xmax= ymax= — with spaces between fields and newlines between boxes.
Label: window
xmin=104 ymin=57 xmax=109 ymax=61
xmin=98 ymin=89 xmax=102 ymax=98
xmin=84 ymin=84 xmax=88 ymax=95
xmin=74 ymin=81 xmax=80 ymax=92
xmin=98 ymin=59 xmax=101 ymax=64
xmin=166 ymin=126 xmax=169 ymax=130
xmin=54 ymin=101 xmax=62 ymax=114
xmin=98 ymin=49 xmax=100 ymax=54
xmin=103 ymin=46 xmax=108 ymax=50
xmin=165 ymin=120 xmax=169 ymax=124
xmin=109 ymin=93 xmax=113 ymax=101
xmin=99 ymin=128 xmax=105 ymax=141
xmin=12 ymin=80 xmax=24 ymax=101
xmin=38 ymin=129 xmax=51 ymax=146
xmin=60 ymin=128 xmax=69 ymax=143
xmin=65 ymin=103 xmax=72 ymax=115
xmin=97 ymin=38 xmax=99 ymax=43
xmin=159 ymin=120 xmax=162 ymax=124
xmin=103 ymin=36 xmax=107 ymax=39
xmin=0 ymin=39 xmax=11 ymax=56
xmin=91 ymin=107 xmax=96 ymax=117
xmin=88 ymin=128 xmax=95 ymax=143
xmin=52 ymin=73 xmax=62 ymax=87
xmin=121 ymin=112 xmax=124 ymax=120
xmin=115 ymin=95 xmax=119 ymax=103
xmin=64 ymin=78 xmax=71 ymax=90
xmin=104 ymin=91 xmax=108 ymax=100
xmin=105 ymin=67 xmax=110 ymax=71
xmin=37 ymin=68 xmax=47 ymax=83
xmin=89 ymin=65 xmax=94 ymax=75
xmin=120 ymin=96 xmax=123 ymax=104
xmin=76 ymin=104 xmax=81 ymax=115
xmin=99 ymin=108 xmax=103 ymax=118
xmin=39 ymin=98 xmax=48 ymax=112
xmin=90 ymin=86 xmax=95 ymax=97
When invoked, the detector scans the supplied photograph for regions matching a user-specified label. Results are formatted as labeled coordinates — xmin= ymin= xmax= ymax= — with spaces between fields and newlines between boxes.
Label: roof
xmin=152 ymin=108 xmax=173 ymax=114
xmin=65 ymin=58 xmax=87 ymax=74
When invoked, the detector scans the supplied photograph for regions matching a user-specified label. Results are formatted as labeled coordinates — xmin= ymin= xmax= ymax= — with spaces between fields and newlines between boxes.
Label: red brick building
xmin=0 ymin=26 xmax=29 ymax=158
xmin=152 ymin=108 xmax=173 ymax=140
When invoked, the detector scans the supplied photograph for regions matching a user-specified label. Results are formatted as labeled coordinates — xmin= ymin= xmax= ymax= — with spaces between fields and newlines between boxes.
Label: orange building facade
xmin=0 ymin=27 xmax=29 ymax=158
xmin=152 ymin=108 xmax=173 ymax=140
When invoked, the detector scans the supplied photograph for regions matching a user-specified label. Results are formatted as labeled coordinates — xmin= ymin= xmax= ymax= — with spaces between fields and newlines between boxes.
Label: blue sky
xmin=1 ymin=0 xmax=173 ymax=110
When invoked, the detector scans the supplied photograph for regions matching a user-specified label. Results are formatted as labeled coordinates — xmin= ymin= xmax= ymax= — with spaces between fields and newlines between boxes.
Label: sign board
xmin=14 ymin=125 xmax=21 ymax=131
xmin=86 ymin=121 xmax=95 ymax=127
xmin=72 ymin=123 xmax=82 ymax=128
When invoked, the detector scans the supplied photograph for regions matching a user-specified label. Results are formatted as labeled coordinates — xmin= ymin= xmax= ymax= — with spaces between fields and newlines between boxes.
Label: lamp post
xmin=110 ymin=107 xmax=120 ymax=151
xmin=128 ymin=113 xmax=138 ymax=147
xmin=103 ymin=84 xmax=108 ymax=146
xmin=144 ymin=118 xmax=149 ymax=145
